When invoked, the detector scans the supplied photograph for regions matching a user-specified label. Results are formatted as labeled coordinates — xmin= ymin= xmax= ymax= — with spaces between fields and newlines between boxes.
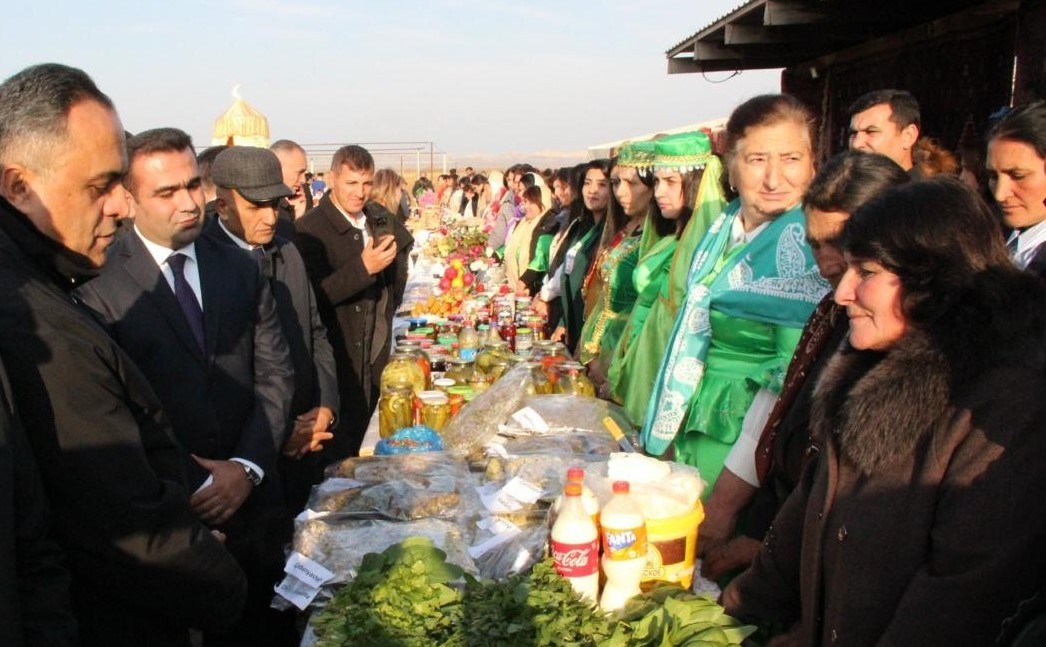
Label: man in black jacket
xmin=0 ymin=358 xmax=78 ymax=647
xmin=295 ymin=145 xmax=413 ymax=460
xmin=0 ymin=63 xmax=246 ymax=647
xmin=206 ymin=145 xmax=339 ymax=509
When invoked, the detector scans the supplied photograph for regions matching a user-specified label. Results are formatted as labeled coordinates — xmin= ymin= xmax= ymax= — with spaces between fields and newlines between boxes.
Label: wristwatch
xmin=241 ymin=463 xmax=262 ymax=487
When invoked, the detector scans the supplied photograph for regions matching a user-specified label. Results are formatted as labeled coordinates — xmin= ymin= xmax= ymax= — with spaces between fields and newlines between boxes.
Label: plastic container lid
xmin=564 ymin=482 xmax=582 ymax=496
xmin=433 ymin=378 xmax=456 ymax=388
xmin=612 ymin=481 xmax=630 ymax=494
xmin=567 ymin=467 xmax=585 ymax=482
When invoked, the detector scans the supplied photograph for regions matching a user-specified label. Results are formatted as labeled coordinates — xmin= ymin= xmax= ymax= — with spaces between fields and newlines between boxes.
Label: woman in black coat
xmin=724 ymin=177 xmax=1046 ymax=646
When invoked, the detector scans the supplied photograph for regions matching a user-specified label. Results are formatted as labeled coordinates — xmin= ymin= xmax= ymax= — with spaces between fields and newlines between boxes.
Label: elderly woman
xmin=642 ymin=95 xmax=828 ymax=494
xmin=698 ymin=151 xmax=911 ymax=581
xmin=986 ymin=100 xmax=1046 ymax=277
xmin=724 ymin=177 xmax=1046 ymax=646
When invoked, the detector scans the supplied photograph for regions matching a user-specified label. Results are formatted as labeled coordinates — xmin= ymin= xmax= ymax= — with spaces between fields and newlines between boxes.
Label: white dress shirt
xmin=332 ymin=200 xmax=371 ymax=246
xmin=1008 ymin=219 xmax=1046 ymax=270
xmin=133 ymin=225 xmax=265 ymax=487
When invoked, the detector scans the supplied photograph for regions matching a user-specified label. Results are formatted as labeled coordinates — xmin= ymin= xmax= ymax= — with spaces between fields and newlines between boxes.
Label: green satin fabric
xmin=578 ymin=234 xmax=641 ymax=365
xmin=605 ymin=234 xmax=678 ymax=425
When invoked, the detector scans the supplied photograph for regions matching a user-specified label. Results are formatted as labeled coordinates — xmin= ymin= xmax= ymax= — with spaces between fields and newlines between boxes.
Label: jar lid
xmin=447 ymin=385 xmax=473 ymax=396
xmin=418 ymin=391 xmax=448 ymax=404
xmin=432 ymin=378 xmax=456 ymax=388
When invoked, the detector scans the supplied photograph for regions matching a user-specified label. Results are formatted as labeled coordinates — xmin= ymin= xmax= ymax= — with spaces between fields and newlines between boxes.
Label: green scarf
xmin=641 ymin=201 xmax=828 ymax=456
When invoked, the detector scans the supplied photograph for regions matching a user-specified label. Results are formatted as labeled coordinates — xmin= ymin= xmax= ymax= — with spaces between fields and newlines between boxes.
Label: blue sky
xmin=2 ymin=0 xmax=780 ymax=166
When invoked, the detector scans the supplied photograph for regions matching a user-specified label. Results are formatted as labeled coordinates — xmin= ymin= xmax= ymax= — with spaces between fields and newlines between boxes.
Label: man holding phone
xmin=295 ymin=145 xmax=413 ymax=460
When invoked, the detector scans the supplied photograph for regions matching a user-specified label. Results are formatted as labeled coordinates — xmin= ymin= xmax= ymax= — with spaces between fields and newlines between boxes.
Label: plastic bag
xmin=374 ymin=424 xmax=443 ymax=454
xmin=584 ymin=454 xmax=704 ymax=519
xmin=498 ymin=395 xmax=635 ymax=443
xmin=467 ymin=509 xmax=549 ymax=580
xmin=314 ymin=452 xmax=472 ymax=521
xmin=439 ymin=362 xmax=533 ymax=455
xmin=487 ymin=431 xmax=620 ymax=459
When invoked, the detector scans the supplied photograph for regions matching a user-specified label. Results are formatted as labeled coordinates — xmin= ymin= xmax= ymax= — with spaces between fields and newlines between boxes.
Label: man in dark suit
xmin=205 ymin=145 xmax=338 ymax=509
xmin=295 ymin=145 xmax=413 ymax=460
xmin=270 ymin=139 xmax=312 ymax=239
xmin=0 ymin=64 xmax=246 ymax=647
xmin=77 ymin=128 xmax=295 ymax=647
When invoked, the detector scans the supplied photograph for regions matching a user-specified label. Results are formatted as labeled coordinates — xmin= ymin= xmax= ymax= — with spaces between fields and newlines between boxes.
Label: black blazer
xmin=295 ymin=196 xmax=413 ymax=458
xmin=0 ymin=202 xmax=246 ymax=647
xmin=78 ymin=229 xmax=294 ymax=488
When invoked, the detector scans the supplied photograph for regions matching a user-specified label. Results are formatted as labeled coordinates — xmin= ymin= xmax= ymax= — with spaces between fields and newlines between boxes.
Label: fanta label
xmin=602 ymin=525 xmax=648 ymax=561
xmin=551 ymin=540 xmax=599 ymax=577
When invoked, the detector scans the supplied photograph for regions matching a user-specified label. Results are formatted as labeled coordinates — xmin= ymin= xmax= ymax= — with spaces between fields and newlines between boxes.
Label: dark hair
xmin=848 ymin=89 xmax=921 ymax=130
xmin=330 ymin=144 xmax=374 ymax=173
xmin=125 ymin=127 xmax=194 ymax=193
xmin=909 ymin=138 xmax=960 ymax=179
xmin=270 ymin=139 xmax=304 ymax=155
xmin=843 ymin=176 xmax=1010 ymax=327
xmin=552 ymin=167 xmax=571 ymax=188
xmin=723 ymin=94 xmax=817 ymax=190
xmin=0 ymin=63 xmax=115 ymax=170
xmin=471 ymin=174 xmax=487 ymax=187
xmin=196 ymin=145 xmax=229 ymax=191
xmin=649 ymin=168 xmax=705 ymax=238
xmin=521 ymin=185 xmax=543 ymax=206
xmin=987 ymin=101 xmax=1046 ymax=158
xmin=805 ymin=151 xmax=910 ymax=214
xmin=520 ymin=172 xmax=538 ymax=190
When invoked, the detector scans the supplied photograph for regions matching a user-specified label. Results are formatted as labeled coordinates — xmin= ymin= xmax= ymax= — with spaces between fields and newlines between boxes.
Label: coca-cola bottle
xmin=550 ymin=481 xmax=600 ymax=604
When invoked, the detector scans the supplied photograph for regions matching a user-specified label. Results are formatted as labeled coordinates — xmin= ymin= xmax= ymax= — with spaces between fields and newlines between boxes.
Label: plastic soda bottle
xmin=549 ymin=467 xmax=600 ymax=527
xmin=599 ymin=481 xmax=647 ymax=612
xmin=550 ymin=482 xmax=600 ymax=604
xmin=458 ymin=320 xmax=479 ymax=362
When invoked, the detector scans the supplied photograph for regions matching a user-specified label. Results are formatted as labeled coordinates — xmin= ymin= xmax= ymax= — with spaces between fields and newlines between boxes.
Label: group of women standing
xmin=484 ymin=93 xmax=1046 ymax=645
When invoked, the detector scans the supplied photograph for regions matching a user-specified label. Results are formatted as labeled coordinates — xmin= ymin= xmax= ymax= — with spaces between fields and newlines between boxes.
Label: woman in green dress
xmin=642 ymin=95 xmax=830 ymax=497
xmin=578 ymin=141 xmax=655 ymax=387
xmin=607 ymin=131 xmax=725 ymax=423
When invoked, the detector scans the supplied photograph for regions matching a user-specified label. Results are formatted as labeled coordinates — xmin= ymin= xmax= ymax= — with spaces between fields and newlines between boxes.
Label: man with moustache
xmin=295 ymin=144 xmax=413 ymax=460
xmin=77 ymin=128 xmax=294 ymax=646
xmin=848 ymin=89 xmax=921 ymax=172
xmin=205 ymin=146 xmax=338 ymax=510
xmin=0 ymin=64 xmax=246 ymax=647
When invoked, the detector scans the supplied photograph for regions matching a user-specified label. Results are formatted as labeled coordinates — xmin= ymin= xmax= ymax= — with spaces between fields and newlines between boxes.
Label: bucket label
xmin=602 ymin=525 xmax=648 ymax=561
xmin=551 ymin=539 xmax=599 ymax=577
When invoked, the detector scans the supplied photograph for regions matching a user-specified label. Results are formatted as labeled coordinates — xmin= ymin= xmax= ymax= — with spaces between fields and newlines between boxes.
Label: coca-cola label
xmin=602 ymin=525 xmax=648 ymax=561
xmin=551 ymin=539 xmax=599 ymax=577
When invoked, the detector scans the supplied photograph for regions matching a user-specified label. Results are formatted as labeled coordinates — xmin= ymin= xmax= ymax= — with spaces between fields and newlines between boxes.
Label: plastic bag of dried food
xmin=290 ymin=517 xmax=476 ymax=593
xmin=478 ymin=453 xmax=607 ymax=504
xmin=439 ymin=362 xmax=533 ymax=455
xmin=467 ymin=510 xmax=549 ymax=580
xmin=497 ymin=394 xmax=634 ymax=440
xmin=487 ymin=430 xmax=620 ymax=459
xmin=584 ymin=453 xmax=704 ymax=519
xmin=312 ymin=452 xmax=474 ymax=521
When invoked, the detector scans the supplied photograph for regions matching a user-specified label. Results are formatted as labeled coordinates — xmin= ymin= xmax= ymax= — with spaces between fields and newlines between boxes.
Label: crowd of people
xmin=1 ymin=60 xmax=1045 ymax=647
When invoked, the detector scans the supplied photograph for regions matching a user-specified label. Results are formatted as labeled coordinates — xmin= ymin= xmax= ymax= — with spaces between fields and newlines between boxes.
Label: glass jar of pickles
xmin=469 ymin=372 xmax=493 ymax=394
xmin=522 ymin=361 xmax=553 ymax=395
xmin=444 ymin=357 xmax=474 ymax=384
xmin=446 ymin=385 xmax=472 ymax=416
xmin=381 ymin=352 xmax=426 ymax=394
xmin=554 ymin=362 xmax=596 ymax=397
xmin=418 ymin=390 xmax=451 ymax=432
xmin=378 ymin=386 xmax=414 ymax=438
xmin=515 ymin=327 xmax=534 ymax=357
xmin=474 ymin=341 xmax=510 ymax=375
xmin=395 ymin=342 xmax=431 ymax=389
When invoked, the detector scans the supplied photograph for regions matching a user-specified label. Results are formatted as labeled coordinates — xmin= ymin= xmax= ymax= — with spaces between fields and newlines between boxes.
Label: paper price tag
xmin=511 ymin=547 xmax=532 ymax=574
xmin=485 ymin=442 xmax=510 ymax=459
xmin=510 ymin=407 xmax=551 ymax=434
xmin=284 ymin=551 xmax=335 ymax=589
xmin=468 ymin=518 xmax=523 ymax=559
xmin=275 ymin=574 xmax=322 ymax=611
xmin=501 ymin=477 xmax=543 ymax=505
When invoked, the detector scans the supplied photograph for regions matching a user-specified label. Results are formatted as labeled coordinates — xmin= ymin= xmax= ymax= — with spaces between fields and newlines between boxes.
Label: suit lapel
xmin=120 ymin=233 xmax=206 ymax=363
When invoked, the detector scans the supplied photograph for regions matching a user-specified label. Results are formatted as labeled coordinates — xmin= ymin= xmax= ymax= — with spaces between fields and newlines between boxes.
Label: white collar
xmin=217 ymin=218 xmax=255 ymax=251
xmin=135 ymin=224 xmax=198 ymax=267
xmin=332 ymin=199 xmax=366 ymax=228
xmin=1009 ymin=219 xmax=1046 ymax=268
xmin=731 ymin=213 xmax=770 ymax=247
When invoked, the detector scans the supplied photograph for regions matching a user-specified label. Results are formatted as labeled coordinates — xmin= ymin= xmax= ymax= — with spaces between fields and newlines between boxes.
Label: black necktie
xmin=167 ymin=253 xmax=206 ymax=351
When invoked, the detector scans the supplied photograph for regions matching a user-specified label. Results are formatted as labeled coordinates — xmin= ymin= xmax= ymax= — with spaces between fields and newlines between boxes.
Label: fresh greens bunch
xmin=601 ymin=585 xmax=757 ymax=647
xmin=310 ymin=537 xmax=466 ymax=647
xmin=463 ymin=559 xmax=614 ymax=647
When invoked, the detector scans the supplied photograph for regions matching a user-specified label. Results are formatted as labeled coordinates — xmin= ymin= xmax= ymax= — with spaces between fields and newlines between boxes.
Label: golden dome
xmin=211 ymin=85 xmax=269 ymax=147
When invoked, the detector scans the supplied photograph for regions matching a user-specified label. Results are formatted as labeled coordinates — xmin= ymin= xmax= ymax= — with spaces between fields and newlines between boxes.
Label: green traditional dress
xmin=607 ymin=156 xmax=725 ymax=426
xmin=577 ymin=231 xmax=642 ymax=366
xmin=641 ymin=201 xmax=829 ymax=497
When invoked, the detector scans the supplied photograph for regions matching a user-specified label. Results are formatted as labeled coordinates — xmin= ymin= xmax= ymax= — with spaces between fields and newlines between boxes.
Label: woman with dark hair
xmin=504 ymin=184 xmax=558 ymax=296
xmin=724 ymin=176 xmax=1046 ymax=646
xmin=986 ymin=100 xmax=1046 ymax=277
xmin=577 ymin=141 xmax=654 ymax=379
xmin=643 ymin=96 xmax=827 ymax=494
xmin=551 ymin=159 xmax=612 ymax=352
xmin=699 ymin=151 xmax=910 ymax=581
xmin=607 ymin=132 xmax=724 ymax=422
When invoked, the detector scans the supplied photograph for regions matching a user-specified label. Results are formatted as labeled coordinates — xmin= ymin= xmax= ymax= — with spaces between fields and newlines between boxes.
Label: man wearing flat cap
xmin=205 ymin=145 xmax=339 ymax=511
xmin=78 ymin=129 xmax=297 ymax=646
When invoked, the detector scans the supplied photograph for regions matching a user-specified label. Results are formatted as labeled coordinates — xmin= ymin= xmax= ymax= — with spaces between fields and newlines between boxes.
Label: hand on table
xmin=283 ymin=406 xmax=335 ymax=458
xmin=190 ymin=456 xmax=253 ymax=526
xmin=550 ymin=326 xmax=566 ymax=342
xmin=531 ymin=297 xmax=549 ymax=317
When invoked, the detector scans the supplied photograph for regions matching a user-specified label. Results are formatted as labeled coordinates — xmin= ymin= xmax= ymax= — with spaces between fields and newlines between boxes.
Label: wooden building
xmin=666 ymin=0 xmax=1046 ymax=158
